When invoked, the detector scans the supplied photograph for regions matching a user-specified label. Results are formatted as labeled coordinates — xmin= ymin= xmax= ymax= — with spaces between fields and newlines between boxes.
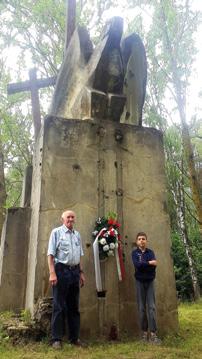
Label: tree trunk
xmin=65 ymin=0 xmax=76 ymax=51
xmin=181 ymin=123 xmax=202 ymax=234
xmin=160 ymin=0 xmax=202 ymax=235
xmin=172 ymin=159 xmax=200 ymax=300
xmin=0 ymin=136 xmax=6 ymax=241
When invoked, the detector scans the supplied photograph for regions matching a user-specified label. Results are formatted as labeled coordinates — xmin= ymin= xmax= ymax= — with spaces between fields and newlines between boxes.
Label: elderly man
xmin=47 ymin=210 xmax=85 ymax=348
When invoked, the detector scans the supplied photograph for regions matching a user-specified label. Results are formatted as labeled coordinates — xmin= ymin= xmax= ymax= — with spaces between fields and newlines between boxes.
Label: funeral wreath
xmin=92 ymin=212 xmax=121 ymax=260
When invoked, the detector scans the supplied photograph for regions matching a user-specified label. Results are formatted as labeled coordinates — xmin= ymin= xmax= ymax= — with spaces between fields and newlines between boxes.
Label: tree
xmin=164 ymin=124 xmax=201 ymax=299
xmin=0 ymin=132 xmax=6 ymax=238
xmin=158 ymin=0 xmax=202 ymax=235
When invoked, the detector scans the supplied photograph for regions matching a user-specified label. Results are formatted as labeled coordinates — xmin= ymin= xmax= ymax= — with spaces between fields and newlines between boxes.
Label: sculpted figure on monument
xmin=50 ymin=17 xmax=147 ymax=125
xmin=121 ymin=34 xmax=147 ymax=125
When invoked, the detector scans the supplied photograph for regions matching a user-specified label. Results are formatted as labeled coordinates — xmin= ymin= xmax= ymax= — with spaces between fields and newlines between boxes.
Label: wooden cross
xmin=65 ymin=0 xmax=76 ymax=50
xmin=7 ymin=1 xmax=76 ymax=140
xmin=7 ymin=68 xmax=56 ymax=140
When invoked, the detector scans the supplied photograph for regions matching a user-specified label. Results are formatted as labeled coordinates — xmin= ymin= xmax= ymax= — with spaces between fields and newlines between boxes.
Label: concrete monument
xmin=0 ymin=17 xmax=178 ymax=339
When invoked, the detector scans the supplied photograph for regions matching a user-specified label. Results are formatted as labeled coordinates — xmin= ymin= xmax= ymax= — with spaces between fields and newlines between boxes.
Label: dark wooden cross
xmin=7 ymin=69 xmax=56 ymax=140
xmin=7 ymin=0 xmax=76 ymax=140
xmin=65 ymin=0 xmax=76 ymax=50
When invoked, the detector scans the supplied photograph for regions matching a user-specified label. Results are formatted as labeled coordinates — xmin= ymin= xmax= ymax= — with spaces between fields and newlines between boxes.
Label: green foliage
xmin=20 ymin=309 xmax=32 ymax=325
xmin=0 ymin=311 xmax=14 ymax=344
xmin=0 ymin=107 xmax=33 ymax=207
xmin=171 ymin=231 xmax=194 ymax=300
xmin=1 ymin=0 xmax=65 ymax=76
xmin=106 ymin=211 xmax=117 ymax=220
xmin=0 ymin=311 xmax=14 ymax=320
xmin=188 ymin=226 xmax=202 ymax=289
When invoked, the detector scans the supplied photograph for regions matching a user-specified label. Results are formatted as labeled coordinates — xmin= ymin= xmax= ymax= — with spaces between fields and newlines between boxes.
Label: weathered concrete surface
xmin=50 ymin=26 xmax=93 ymax=118
xmin=25 ymin=127 xmax=44 ymax=311
xmin=0 ymin=208 xmax=30 ymax=311
xmin=20 ymin=165 xmax=33 ymax=207
xmin=121 ymin=34 xmax=147 ymax=125
xmin=25 ymin=116 xmax=178 ymax=337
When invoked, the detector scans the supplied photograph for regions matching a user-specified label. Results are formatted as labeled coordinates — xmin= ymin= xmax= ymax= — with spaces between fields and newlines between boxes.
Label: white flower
xmin=104 ymin=232 xmax=109 ymax=237
xmin=109 ymin=243 xmax=115 ymax=249
xmin=100 ymin=238 xmax=107 ymax=245
xmin=108 ymin=250 xmax=114 ymax=256
xmin=92 ymin=230 xmax=98 ymax=236
xmin=103 ymin=244 xmax=109 ymax=251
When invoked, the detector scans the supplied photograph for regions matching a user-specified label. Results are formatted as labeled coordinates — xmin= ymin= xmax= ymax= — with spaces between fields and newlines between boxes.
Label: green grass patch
xmin=0 ymin=300 xmax=201 ymax=359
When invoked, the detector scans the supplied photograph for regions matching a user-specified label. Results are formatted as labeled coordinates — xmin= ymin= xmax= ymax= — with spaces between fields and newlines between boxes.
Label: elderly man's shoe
xmin=72 ymin=339 xmax=87 ymax=347
xmin=141 ymin=332 xmax=148 ymax=342
xmin=52 ymin=340 xmax=62 ymax=349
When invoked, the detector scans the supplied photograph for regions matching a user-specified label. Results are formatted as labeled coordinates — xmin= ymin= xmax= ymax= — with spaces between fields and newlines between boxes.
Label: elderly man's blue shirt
xmin=47 ymin=224 xmax=84 ymax=265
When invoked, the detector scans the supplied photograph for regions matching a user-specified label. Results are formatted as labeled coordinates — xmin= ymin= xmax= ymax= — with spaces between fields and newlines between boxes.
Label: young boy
xmin=132 ymin=232 xmax=161 ymax=344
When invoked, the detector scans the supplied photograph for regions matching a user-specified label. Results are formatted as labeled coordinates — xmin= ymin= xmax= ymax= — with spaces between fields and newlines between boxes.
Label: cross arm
xmin=7 ymin=76 xmax=57 ymax=95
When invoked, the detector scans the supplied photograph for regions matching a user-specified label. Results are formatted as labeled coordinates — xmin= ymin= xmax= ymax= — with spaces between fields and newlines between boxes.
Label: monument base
xmin=24 ymin=116 xmax=178 ymax=337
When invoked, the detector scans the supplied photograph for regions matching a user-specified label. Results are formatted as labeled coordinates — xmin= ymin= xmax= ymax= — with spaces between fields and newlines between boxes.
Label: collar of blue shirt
xmin=62 ymin=224 xmax=75 ymax=234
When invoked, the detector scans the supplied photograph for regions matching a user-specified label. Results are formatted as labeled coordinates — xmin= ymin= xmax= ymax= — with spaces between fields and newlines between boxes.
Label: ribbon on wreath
xmin=93 ymin=228 xmax=105 ymax=292
xmin=115 ymin=241 xmax=126 ymax=281
xmin=93 ymin=228 xmax=125 ymax=292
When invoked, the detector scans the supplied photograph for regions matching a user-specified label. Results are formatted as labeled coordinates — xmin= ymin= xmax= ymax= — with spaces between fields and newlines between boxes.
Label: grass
xmin=0 ymin=300 xmax=201 ymax=359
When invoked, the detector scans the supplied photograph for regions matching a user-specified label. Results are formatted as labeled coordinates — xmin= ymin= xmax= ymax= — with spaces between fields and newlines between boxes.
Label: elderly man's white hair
xmin=61 ymin=210 xmax=76 ymax=220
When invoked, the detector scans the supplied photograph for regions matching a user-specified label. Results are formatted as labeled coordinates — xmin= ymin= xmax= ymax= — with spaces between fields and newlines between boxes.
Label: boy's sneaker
xmin=141 ymin=332 xmax=148 ymax=342
xmin=149 ymin=333 xmax=161 ymax=345
xmin=52 ymin=340 xmax=62 ymax=349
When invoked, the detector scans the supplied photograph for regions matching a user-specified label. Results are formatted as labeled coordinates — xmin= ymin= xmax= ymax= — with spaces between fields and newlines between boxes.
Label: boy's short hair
xmin=136 ymin=232 xmax=147 ymax=241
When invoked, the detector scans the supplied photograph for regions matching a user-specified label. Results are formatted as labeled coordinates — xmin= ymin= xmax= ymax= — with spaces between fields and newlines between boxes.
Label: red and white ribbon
xmin=93 ymin=228 xmax=125 ymax=292
xmin=118 ymin=242 xmax=126 ymax=280
xmin=115 ymin=247 xmax=122 ymax=281
xmin=93 ymin=228 xmax=106 ymax=292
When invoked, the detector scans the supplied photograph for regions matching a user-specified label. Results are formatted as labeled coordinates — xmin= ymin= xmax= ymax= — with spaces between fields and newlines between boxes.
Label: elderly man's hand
xmin=49 ymin=272 xmax=57 ymax=286
xmin=80 ymin=272 xmax=85 ymax=288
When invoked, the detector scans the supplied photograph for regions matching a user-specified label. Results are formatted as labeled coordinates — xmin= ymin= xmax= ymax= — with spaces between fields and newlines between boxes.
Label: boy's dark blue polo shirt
xmin=132 ymin=247 xmax=156 ymax=282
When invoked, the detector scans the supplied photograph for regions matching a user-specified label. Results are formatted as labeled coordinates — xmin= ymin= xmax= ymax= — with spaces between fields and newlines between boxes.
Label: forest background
xmin=0 ymin=0 xmax=201 ymax=301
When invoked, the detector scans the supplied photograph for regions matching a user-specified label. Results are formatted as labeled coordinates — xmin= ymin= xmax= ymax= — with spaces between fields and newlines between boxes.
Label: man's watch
xmin=79 ymin=269 xmax=84 ymax=274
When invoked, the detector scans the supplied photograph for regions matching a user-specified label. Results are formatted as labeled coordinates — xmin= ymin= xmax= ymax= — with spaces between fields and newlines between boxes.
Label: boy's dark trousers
xmin=51 ymin=263 xmax=80 ymax=343
xmin=136 ymin=280 xmax=157 ymax=333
